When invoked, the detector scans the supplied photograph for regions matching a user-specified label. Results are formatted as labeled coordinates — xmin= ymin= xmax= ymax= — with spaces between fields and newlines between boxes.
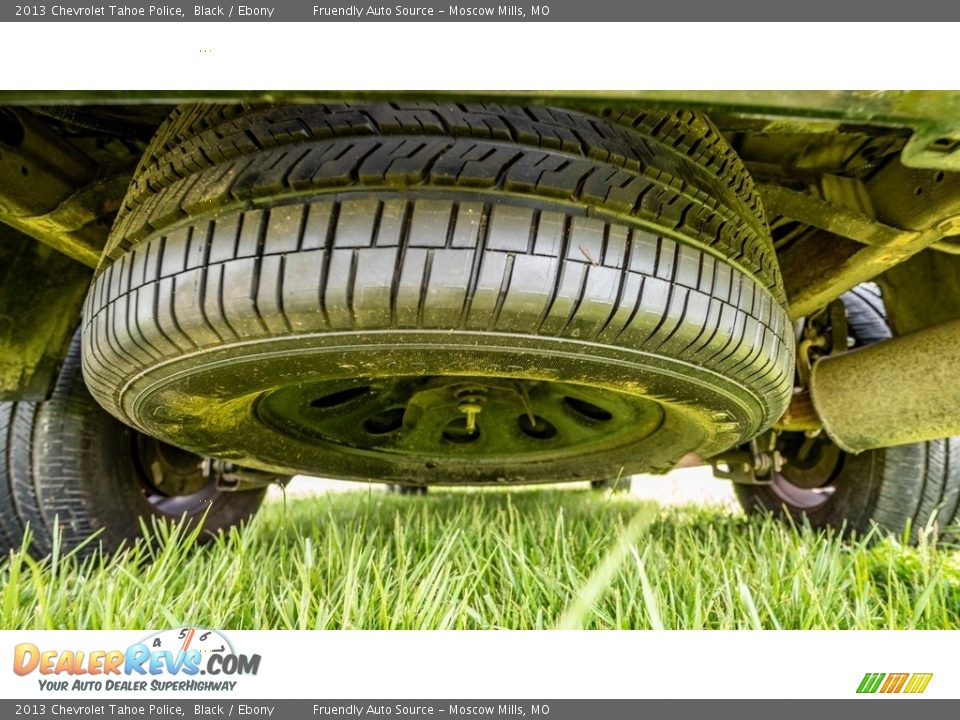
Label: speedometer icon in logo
xmin=131 ymin=627 xmax=260 ymax=677
xmin=143 ymin=627 xmax=234 ymax=660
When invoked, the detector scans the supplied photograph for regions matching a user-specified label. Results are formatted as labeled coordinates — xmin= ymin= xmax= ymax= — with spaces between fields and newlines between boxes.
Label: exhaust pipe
xmin=809 ymin=317 xmax=960 ymax=453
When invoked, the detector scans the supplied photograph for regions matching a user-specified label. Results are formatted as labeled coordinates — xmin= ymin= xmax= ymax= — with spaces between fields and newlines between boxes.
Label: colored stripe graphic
xmin=857 ymin=672 xmax=932 ymax=694
xmin=880 ymin=673 xmax=909 ymax=693
xmin=904 ymin=673 xmax=933 ymax=694
xmin=857 ymin=673 xmax=885 ymax=693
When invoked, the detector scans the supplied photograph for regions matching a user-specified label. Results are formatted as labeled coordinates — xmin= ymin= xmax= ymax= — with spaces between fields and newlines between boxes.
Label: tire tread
xmin=85 ymin=197 xmax=794 ymax=428
xmin=103 ymin=103 xmax=784 ymax=303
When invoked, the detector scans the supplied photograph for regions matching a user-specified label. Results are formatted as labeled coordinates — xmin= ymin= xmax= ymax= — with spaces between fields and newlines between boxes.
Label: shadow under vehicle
xmin=2 ymin=91 xmax=960 ymax=553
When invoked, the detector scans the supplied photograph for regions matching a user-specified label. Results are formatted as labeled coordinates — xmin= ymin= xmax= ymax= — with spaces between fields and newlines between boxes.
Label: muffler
xmin=809 ymin=317 xmax=960 ymax=452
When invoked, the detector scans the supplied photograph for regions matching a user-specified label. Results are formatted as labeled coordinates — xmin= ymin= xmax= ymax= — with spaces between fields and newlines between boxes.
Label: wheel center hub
xmin=779 ymin=434 xmax=844 ymax=490
xmin=134 ymin=435 xmax=209 ymax=497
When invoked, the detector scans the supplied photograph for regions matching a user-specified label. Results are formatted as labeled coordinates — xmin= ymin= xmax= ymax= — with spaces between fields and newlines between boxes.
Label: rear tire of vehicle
xmin=735 ymin=285 xmax=960 ymax=541
xmin=590 ymin=477 xmax=633 ymax=493
xmin=0 ymin=336 xmax=266 ymax=557
xmin=0 ymin=403 xmax=41 ymax=553
xmin=82 ymin=103 xmax=794 ymax=484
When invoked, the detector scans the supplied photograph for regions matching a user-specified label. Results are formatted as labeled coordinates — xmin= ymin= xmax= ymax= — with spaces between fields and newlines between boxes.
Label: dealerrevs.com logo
xmin=13 ymin=628 xmax=260 ymax=692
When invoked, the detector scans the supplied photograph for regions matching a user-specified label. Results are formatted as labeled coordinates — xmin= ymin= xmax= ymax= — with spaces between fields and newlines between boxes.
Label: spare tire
xmin=82 ymin=103 xmax=794 ymax=484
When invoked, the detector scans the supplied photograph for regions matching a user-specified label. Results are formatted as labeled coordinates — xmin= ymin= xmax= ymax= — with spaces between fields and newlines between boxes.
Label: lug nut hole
xmin=563 ymin=396 xmax=613 ymax=421
xmin=310 ymin=385 xmax=371 ymax=409
xmin=0 ymin=109 xmax=25 ymax=147
xmin=363 ymin=407 xmax=405 ymax=435
xmin=518 ymin=415 xmax=557 ymax=440
xmin=442 ymin=416 xmax=481 ymax=444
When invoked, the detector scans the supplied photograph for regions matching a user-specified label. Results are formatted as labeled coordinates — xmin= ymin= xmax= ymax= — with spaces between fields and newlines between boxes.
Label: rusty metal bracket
xmin=902 ymin=123 xmax=960 ymax=173
xmin=0 ymin=107 xmax=128 ymax=267
xmin=0 ymin=225 xmax=91 ymax=399
xmin=201 ymin=458 xmax=287 ymax=492
xmin=761 ymin=183 xmax=919 ymax=250
xmin=709 ymin=435 xmax=779 ymax=485
xmin=764 ymin=158 xmax=960 ymax=317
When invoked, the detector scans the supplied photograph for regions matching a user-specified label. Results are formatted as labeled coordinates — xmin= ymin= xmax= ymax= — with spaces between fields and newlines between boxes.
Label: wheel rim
xmin=769 ymin=434 xmax=844 ymax=510
xmin=118 ymin=330 xmax=766 ymax=482
xmin=256 ymin=375 xmax=665 ymax=466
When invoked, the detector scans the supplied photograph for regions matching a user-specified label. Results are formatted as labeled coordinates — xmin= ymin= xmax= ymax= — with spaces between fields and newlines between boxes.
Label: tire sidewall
xmin=31 ymin=339 xmax=266 ymax=554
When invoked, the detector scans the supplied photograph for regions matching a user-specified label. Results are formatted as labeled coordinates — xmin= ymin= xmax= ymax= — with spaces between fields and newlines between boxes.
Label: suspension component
xmin=709 ymin=433 xmax=781 ymax=485
xmin=201 ymin=458 xmax=285 ymax=492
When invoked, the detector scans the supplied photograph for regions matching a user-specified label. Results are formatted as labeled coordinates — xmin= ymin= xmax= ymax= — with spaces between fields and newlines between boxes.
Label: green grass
xmin=2 ymin=489 xmax=959 ymax=630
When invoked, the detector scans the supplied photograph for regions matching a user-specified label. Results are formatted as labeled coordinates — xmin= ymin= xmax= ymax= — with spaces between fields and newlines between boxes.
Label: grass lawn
xmin=2 ymin=488 xmax=959 ymax=630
